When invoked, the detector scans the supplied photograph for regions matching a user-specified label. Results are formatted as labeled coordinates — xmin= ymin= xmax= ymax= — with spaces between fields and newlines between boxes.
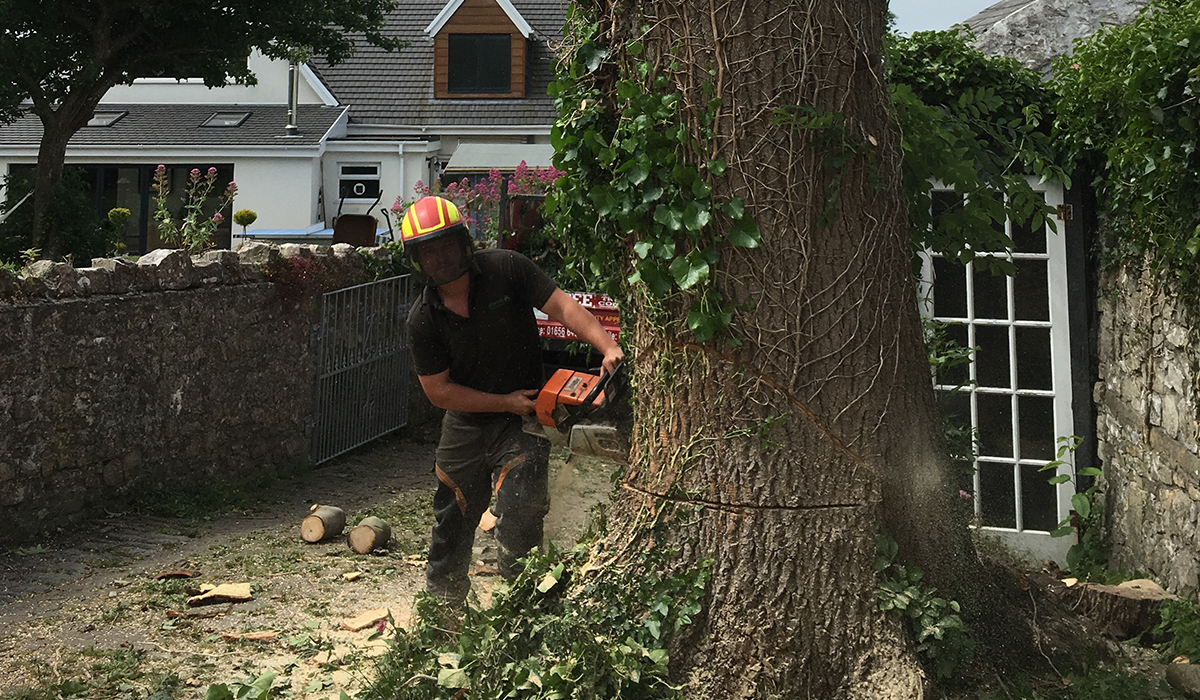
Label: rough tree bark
xmin=31 ymin=100 xmax=97 ymax=260
xmin=588 ymin=0 xmax=990 ymax=696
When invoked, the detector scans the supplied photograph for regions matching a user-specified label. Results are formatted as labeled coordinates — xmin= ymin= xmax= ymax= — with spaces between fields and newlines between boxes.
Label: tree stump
xmin=1049 ymin=578 xmax=1177 ymax=640
xmin=347 ymin=516 xmax=392 ymax=554
xmin=301 ymin=505 xmax=346 ymax=543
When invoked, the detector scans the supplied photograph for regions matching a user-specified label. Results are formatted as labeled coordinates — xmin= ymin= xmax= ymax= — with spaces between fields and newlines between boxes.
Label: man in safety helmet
xmin=400 ymin=195 xmax=623 ymax=605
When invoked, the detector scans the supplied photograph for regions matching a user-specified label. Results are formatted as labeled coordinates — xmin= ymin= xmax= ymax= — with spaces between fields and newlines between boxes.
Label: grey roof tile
xmin=313 ymin=0 xmax=565 ymax=129
xmin=963 ymin=0 xmax=1039 ymax=34
xmin=0 ymin=104 xmax=346 ymax=148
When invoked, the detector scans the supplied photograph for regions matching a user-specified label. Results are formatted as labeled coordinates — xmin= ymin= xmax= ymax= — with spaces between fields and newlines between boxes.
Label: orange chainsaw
xmin=535 ymin=361 xmax=624 ymax=431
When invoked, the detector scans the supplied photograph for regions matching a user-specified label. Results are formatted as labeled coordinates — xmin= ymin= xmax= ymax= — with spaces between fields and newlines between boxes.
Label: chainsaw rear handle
xmin=580 ymin=360 xmax=623 ymax=411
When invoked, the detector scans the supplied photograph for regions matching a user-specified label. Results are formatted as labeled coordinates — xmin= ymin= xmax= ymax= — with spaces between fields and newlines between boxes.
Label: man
xmin=400 ymin=195 xmax=623 ymax=604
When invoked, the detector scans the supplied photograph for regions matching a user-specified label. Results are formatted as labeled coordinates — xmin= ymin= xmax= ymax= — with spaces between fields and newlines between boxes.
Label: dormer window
xmin=428 ymin=0 xmax=532 ymax=99
xmin=448 ymin=34 xmax=512 ymax=93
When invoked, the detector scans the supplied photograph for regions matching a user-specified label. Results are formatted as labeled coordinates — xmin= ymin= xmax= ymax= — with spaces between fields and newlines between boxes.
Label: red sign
xmin=536 ymin=293 xmax=620 ymax=341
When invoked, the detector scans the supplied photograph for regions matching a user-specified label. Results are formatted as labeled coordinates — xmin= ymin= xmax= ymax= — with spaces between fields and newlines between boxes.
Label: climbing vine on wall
xmin=1052 ymin=0 xmax=1200 ymax=296
xmin=545 ymin=6 xmax=760 ymax=342
xmin=888 ymin=29 xmax=1068 ymax=275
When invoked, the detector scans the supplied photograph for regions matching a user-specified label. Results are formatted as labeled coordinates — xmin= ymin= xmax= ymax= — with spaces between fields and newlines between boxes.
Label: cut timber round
xmin=301 ymin=505 xmax=346 ymax=543
xmin=1046 ymin=577 xmax=1177 ymax=640
xmin=347 ymin=516 xmax=392 ymax=554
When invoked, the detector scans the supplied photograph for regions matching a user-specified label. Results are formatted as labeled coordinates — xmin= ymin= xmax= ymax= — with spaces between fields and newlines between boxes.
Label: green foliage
xmin=1038 ymin=436 xmax=1109 ymax=576
xmin=106 ymin=207 xmax=131 ymax=228
xmin=203 ymin=671 xmax=277 ymax=700
xmin=0 ymin=169 xmax=115 ymax=266
xmin=358 ymin=239 xmax=413 ymax=281
xmin=875 ymin=535 xmax=974 ymax=679
xmin=1155 ymin=591 xmax=1200 ymax=662
xmin=547 ymin=10 xmax=759 ymax=342
xmin=889 ymin=29 xmax=1067 ymax=274
xmin=362 ymin=541 xmax=711 ymax=700
xmin=152 ymin=165 xmax=237 ymax=252
xmin=1052 ymin=0 xmax=1200 ymax=297
xmin=233 ymin=208 xmax=258 ymax=231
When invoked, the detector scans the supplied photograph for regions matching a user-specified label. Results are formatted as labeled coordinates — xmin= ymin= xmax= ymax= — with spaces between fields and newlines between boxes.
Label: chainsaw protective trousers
xmin=425 ymin=411 xmax=550 ymax=603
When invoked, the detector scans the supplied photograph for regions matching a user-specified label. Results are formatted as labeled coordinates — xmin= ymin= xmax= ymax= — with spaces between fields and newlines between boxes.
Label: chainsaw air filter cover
xmin=536 ymin=368 xmax=607 ymax=429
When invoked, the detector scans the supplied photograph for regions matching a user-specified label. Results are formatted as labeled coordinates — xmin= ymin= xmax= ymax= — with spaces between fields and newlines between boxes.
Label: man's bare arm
xmin=418 ymin=370 xmax=538 ymax=415
xmin=539 ymin=289 xmax=624 ymax=375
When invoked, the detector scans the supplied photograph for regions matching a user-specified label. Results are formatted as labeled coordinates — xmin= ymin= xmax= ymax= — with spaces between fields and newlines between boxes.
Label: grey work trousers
xmin=425 ymin=411 xmax=550 ymax=602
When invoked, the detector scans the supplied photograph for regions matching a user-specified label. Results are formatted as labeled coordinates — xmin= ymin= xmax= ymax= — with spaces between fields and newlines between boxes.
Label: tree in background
xmin=0 ymin=0 xmax=401 ymax=261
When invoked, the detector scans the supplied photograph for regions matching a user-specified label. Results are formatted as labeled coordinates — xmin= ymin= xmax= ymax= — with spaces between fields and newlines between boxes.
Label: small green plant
xmin=1039 ymin=436 xmax=1108 ymax=576
xmin=232 ymin=208 xmax=258 ymax=233
xmin=152 ymin=165 xmax=237 ymax=252
xmin=362 ymin=540 xmax=710 ymax=700
xmin=874 ymin=535 xmax=974 ymax=679
xmin=1154 ymin=590 xmax=1200 ymax=662
xmin=202 ymin=670 xmax=277 ymax=700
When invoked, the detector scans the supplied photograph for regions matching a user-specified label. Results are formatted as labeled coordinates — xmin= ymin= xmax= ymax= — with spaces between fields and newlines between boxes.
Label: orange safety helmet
xmin=399 ymin=196 xmax=472 ymax=283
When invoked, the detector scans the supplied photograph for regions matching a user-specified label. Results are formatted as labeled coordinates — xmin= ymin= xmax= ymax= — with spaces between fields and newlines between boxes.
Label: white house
xmin=0 ymin=0 xmax=564 ymax=252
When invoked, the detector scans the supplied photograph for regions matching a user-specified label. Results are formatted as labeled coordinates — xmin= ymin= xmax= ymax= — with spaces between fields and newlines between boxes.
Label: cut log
xmin=347 ymin=516 xmax=391 ymax=554
xmin=1047 ymin=577 xmax=1177 ymax=640
xmin=301 ymin=505 xmax=346 ymax=543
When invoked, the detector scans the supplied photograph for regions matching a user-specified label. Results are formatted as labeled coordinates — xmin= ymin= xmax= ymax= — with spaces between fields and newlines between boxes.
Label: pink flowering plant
xmin=152 ymin=165 xmax=238 ymax=252
xmin=391 ymin=160 xmax=563 ymax=245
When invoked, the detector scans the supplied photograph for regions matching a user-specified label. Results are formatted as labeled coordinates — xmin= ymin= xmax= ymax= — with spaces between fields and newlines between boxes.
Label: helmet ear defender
xmin=400 ymin=196 xmax=473 ymax=284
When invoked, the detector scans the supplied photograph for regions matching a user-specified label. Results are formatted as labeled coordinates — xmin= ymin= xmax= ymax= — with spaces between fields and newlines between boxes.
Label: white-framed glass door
xmin=919 ymin=181 xmax=1075 ymax=564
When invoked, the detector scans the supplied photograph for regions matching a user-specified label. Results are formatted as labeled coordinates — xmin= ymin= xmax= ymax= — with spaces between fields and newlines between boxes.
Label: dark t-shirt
xmin=407 ymin=249 xmax=558 ymax=412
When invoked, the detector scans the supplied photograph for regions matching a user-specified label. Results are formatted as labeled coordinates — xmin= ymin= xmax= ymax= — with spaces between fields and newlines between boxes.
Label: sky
xmin=889 ymin=0 xmax=1000 ymax=34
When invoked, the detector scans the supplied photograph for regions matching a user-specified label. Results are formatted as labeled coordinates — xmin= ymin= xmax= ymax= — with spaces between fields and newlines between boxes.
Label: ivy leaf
xmin=634 ymin=240 xmax=653 ymax=259
xmin=707 ymin=158 xmax=727 ymax=176
xmin=628 ymin=161 xmax=650 ymax=186
xmin=437 ymin=668 xmax=471 ymax=689
xmin=722 ymin=197 xmax=745 ymax=220
xmin=642 ymin=186 xmax=664 ymax=204
xmin=627 ymin=40 xmax=644 ymax=56
xmin=670 ymin=254 xmax=709 ymax=290
xmin=654 ymin=204 xmax=684 ymax=231
xmin=638 ymin=262 xmax=673 ymax=297
xmin=682 ymin=202 xmax=711 ymax=231
xmin=728 ymin=217 xmax=760 ymax=248
xmin=579 ymin=42 xmax=608 ymax=73
xmin=1047 ymin=474 xmax=1071 ymax=485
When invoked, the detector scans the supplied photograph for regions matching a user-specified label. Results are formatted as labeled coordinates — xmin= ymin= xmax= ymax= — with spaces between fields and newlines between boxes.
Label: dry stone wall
xmin=0 ymin=243 xmax=386 ymax=545
xmin=1095 ymin=265 xmax=1200 ymax=591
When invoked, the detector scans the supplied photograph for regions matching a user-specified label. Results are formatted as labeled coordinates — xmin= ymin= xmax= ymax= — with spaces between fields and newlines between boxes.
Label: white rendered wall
xmin=100 ymin=53 xmax=329 ymax=106
xmin=232 ymin=157 xmax=322 ymax=231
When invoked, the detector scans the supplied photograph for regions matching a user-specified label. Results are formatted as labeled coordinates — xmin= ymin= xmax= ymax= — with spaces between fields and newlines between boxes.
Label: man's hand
xmin=504 ymin=389 xmax=539 ymax=416
xmin=599 ymin=345 xmax=624 ymax=378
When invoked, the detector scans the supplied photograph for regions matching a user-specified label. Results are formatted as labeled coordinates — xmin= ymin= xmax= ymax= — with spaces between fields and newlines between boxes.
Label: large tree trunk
xmin=592 ymin=0 xmax=985 ymax=696
xmin=30 ymin=86 xmax=107 ymax=261
xmin=32 ymin=119 xmax=72 ymax=261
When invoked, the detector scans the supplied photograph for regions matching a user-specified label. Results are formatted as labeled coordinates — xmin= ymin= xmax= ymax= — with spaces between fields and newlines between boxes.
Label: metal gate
xmin=310 ymin=274 xmax=414 ymax=464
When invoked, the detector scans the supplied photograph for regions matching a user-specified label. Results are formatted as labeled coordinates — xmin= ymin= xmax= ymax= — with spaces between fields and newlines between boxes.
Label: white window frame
xmin=917 ymin=179 xmax=1075 ymax=565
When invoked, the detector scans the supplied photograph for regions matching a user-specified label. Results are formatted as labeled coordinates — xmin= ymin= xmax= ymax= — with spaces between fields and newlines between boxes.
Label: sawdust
xmin=0 ymin=431 xmax=615 ymax=699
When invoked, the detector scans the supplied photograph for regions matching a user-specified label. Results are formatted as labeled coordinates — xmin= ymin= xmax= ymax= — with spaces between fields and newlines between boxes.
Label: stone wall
xmin=0 ymin=243 xmax=386 ymax=545
xmin=1095 ymin=265 xmax=1200 ymax=591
